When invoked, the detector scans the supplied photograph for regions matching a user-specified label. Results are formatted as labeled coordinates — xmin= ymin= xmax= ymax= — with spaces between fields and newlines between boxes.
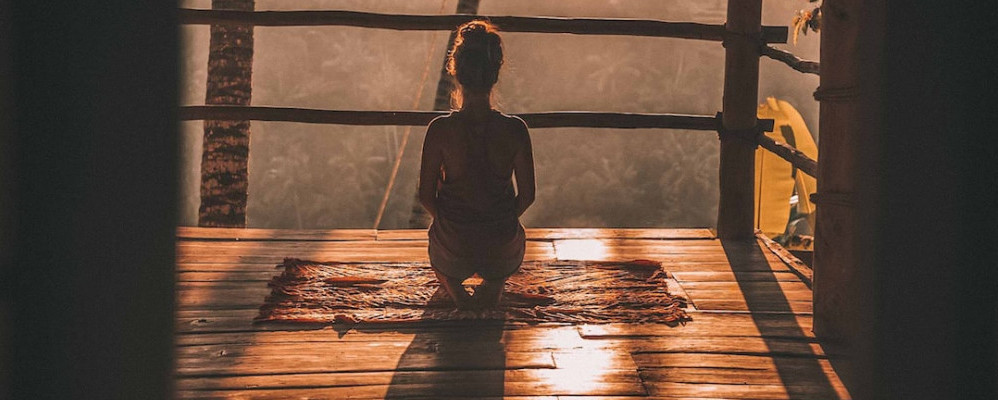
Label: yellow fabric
xmin=754 ymin=98 xmax=819 ymax=237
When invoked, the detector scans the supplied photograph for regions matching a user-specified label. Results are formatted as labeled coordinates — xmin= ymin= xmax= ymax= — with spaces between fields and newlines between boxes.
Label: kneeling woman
xmin=418 ymin=20 xmax=535 ymax=309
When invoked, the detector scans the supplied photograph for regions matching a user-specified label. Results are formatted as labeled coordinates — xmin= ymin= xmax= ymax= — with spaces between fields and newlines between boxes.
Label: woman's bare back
xmin=418 ymin=110 xmax=535 ymax=222
xmin=440 ymin=111 xmax=520 ymax=179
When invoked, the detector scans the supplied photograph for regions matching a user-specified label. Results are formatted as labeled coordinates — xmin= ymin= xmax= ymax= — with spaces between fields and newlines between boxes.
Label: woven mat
xmin=255 ymin=258 xmax=690 ymax=325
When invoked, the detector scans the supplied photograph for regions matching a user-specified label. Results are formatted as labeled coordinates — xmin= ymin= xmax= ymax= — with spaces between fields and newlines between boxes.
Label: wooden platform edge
xmin=756 ymin=231 xmax=813 ymax=288
xmin=177 ymin=226 xmax=717 ymax=242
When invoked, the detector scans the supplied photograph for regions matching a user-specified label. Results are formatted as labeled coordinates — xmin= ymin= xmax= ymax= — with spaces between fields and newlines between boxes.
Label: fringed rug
xmin=255 ymin=258 xmax=690 ymax=325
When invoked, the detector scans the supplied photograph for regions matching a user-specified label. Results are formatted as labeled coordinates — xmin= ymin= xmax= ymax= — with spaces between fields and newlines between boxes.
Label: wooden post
xmin=810 ymin=0 xmax=884 ymax=397
xmin=716 ymin=0 xmax=762 ymax=240
xmin=198 ymin=0 xmax=254 ymax=227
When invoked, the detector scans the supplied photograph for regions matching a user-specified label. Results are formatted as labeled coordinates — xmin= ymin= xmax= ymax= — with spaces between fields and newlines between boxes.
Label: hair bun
xmin=447 ymin=20 xmax=504 ymax=93
xmin=459 ymin=21 xmax=489 ymax=37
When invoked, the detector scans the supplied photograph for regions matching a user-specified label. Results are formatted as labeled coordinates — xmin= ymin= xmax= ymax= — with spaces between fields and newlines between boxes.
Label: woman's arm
xmin=512 ymin=119 xmax=535 ymax=217
xmin=418 ymin=118 xmax=445 ymax=219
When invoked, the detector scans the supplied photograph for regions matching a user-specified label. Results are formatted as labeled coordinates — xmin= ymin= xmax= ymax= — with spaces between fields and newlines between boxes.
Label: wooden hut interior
xmin=2 ymin=1 xmax=996 ymax=399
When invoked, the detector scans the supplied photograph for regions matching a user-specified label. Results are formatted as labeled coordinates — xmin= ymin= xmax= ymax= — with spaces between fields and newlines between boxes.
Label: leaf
xmin=791 ymin=9 xmax=816 ymax=45
xmin=808 ymin=7 xmax=823 ymax=32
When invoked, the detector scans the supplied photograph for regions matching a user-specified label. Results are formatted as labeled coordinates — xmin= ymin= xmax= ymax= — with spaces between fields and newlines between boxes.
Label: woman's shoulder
xmin=494 ymin=111 xmax=527 ymax=130
xmin=494 ymin=112 xmax=530 ymax=143
xmin=492 ymin=112 xmax=529 ymax=142
xmin=426 ymin=111 xmax=460 ymax=137
xmin=428 ymin=111 xmax=459 ymax=127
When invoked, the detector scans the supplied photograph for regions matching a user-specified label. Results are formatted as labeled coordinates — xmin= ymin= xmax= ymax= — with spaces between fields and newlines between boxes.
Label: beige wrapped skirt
xmin=428 ymin=215 xmax=525 ymax=281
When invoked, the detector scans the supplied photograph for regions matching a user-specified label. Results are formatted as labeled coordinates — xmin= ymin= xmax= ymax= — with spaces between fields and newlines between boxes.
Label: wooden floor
xmin=174 ymin=227 xmax=848 ymax=399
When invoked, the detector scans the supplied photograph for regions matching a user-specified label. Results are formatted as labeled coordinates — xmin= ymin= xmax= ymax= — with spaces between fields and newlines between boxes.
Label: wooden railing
xmin=179 ymin=105 xmax=812 ymax=176
xmin=182 ymin=6 xmax=820 ymax=235
xmin=179 ymin=9 xmax=788 ymax=43
xmin=760 ymin=45 xmax=820 ymax=75
xmin=179 ymin=106 xmax=743 ymax=131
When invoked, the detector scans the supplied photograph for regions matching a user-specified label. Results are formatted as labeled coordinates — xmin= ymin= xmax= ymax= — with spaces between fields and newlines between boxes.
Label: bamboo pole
xmin=756 ymin=134 xmax=818 ymax=177
xmin=716 ymin=0 xmax=763 ymax=240
xmin=179 ymin=106 xmax=724 ymax=130
xmin=177 ymin=8 xmax=788 ymax=44
xmin=760 ymin=45 xmax=820 ymax=75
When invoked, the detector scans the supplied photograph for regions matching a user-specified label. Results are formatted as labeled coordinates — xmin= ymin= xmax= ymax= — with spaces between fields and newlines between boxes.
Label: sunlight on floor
xmin=555 ymin=239 xmax=610 ymax=261
xmin=535 ymin=329 xmax=616 ymax=394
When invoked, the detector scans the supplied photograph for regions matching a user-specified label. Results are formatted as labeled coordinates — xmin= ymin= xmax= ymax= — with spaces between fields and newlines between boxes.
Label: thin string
xmin=372 ymin=0 xmax=449 ymax=229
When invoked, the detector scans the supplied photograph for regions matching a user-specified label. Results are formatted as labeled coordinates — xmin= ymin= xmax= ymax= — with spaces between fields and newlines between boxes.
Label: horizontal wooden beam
xmin=760 ymin=45 xmax=820 ymax=75
xmin=179 ymin=106 xmax=727 ymax=130
xmin=757 ymin=133 xmax=818 ymax=177
xmin=178 ymin=9 xmax=788 ymax=44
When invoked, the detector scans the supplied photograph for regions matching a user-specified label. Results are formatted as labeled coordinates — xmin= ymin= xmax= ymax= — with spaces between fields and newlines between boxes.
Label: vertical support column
xmin=198 ymin=0 xmax=255 ymax=227
xmin=716 ymin=0 xmax=763 ymax=240
xmin=811 ymin=0 xmax=883 ymax=397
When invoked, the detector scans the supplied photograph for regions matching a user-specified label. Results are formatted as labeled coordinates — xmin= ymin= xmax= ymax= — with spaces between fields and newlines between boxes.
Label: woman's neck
xmin=460 ymin=91 xmax=492 ymax=117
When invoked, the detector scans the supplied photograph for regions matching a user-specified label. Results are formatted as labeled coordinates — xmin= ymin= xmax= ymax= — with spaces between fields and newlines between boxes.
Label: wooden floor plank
xmin=178 ymin=386 xmax=568 ymax=399
xmin=176 ymin=369 xmax=643 ymax=392
xmin=672 ymin=271 xmax=804 ymax=282
xmin=174 ymin=331 xmax=825 ymax=358
xmin=374 ymin=228 xmax=715 ymax=241
xmin=683 ymin=288 xmax=813 ymax=302
xmin=690 ymin=300 xmax=813 ymax=313
xmin=644 ymin=381 xmax=848 ymax=399
xmin=174 ymin=255 xmax=782 ymax=269
xmin=176 ymin=325 xmax=585 ymax=347
xmin=177 ymin=226 xmax=377 ymax=241
xmin=633 ymin=352 xmax=825 ymax=370
xmin=175 ymin=250 xmax=557 ymax=264
xmin=176 ymin=350 xmax=557 ymax=376
xmin=578 ymin=314 xmax=815 ymax=339
xmin=679 ymin=281 xmax=811 ymax=291
xmin=640 ymin=366 xmax=842 ymax=386
xmin=175 ymin=309 xmax=815 ymax=337
xmin=176 ymin=271 xmax=278 ymax=282
xmin=527 ymin=228 xmax=715 ymax=240
xmin=177 ymin=263 xmax=285 ymax=272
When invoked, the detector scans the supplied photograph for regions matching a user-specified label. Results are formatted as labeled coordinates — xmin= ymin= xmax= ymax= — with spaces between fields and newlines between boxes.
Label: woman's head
xmin=447 ymin=20 xmax=503 ymax=104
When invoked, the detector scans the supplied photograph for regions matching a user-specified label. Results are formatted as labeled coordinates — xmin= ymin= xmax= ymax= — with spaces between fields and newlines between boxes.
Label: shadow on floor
xmin=721 ymin=239 xmax=843 ymax=399
xmin=383 ymin=287 xmax=507 ymax=398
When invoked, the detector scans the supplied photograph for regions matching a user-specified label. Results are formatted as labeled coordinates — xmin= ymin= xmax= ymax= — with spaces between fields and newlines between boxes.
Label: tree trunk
xmin=408 ymin=0 xmax=481 ymax=228
xmin=198 ymin=0 xmax=254 ymax=227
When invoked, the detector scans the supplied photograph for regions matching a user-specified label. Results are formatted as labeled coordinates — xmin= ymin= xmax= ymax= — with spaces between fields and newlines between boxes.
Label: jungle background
xmin=178 ymin=0 xmax=820 ymax=229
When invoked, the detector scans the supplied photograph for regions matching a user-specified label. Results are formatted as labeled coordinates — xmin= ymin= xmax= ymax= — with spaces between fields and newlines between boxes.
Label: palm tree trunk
xmin=408 ymin=0 xmax=481 ymax=228
xmin=198 ymin=0 xmax=254 ymax=227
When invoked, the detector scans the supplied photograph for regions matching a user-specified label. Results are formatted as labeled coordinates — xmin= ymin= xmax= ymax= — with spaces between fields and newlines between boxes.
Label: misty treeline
xmin=179 ymin=0 xmax=820 ymax=229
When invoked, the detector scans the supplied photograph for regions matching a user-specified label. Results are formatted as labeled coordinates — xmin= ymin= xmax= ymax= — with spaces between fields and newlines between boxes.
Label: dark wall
xmin=818 ymin=0 xmax=998 ymax=398
xmin=872 ymin=0 xmax=998 ymax=398
xmin=1 ymin=3 xmax=178 ymax=399
xmin=0 ymin=0 xmax=13 ymax=395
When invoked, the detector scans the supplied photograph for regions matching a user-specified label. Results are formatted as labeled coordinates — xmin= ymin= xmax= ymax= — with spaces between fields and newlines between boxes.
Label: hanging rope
xmin=372 ymin=0 xmax=448 ymax=229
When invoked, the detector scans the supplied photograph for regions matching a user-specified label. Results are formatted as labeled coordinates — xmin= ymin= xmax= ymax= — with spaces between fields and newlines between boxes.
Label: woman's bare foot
xmin=472 ymin=278 xmax=506 ymax=309
xmin=433 ymin=270 xmax=474 ymax=309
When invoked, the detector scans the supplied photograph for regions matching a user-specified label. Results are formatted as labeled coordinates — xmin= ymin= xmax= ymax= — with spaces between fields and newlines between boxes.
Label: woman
xmin=418 ymin=20 xmax=535 ymax=310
